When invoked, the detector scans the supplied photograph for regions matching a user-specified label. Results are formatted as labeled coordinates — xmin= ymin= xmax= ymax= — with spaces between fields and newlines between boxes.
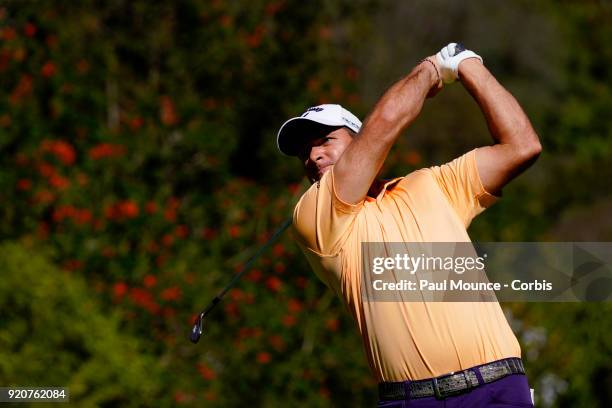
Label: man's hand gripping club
xmin=436 ymin=42 xmax=483 ymax=84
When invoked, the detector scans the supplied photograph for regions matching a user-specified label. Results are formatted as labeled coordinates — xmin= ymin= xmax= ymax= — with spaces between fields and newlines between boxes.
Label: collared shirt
xmin=292 ymin=149 xmax=521 ymax=382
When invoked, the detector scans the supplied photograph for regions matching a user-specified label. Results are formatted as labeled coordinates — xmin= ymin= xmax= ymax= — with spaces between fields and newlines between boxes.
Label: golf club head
xmin=190 ymin=316 xmax=203 ymax=343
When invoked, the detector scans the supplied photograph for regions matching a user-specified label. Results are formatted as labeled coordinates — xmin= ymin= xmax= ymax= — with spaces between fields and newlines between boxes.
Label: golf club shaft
xmin=190 ymin=216 xmax=292 ymax=342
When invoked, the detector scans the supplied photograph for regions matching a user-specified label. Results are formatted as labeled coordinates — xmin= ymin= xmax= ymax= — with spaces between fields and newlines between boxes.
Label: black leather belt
xmin=379 ymin=357 xmax=525 ymax=400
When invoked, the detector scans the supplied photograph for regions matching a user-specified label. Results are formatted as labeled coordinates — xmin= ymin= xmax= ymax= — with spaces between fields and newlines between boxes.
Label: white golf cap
xmin=276 ymin=104 xmax=362 ymax=156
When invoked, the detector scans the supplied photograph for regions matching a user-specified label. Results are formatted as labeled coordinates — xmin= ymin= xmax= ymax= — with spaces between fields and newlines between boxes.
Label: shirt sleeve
xmin=427 ymin=149 xmax=500 ymax=228
xmin=292 ymin=166 xmax=363 ymax=256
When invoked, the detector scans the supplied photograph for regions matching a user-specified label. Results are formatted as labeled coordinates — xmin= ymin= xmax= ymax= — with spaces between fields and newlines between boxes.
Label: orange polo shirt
xmin=291 ymin=149 xmax=521 ymax=382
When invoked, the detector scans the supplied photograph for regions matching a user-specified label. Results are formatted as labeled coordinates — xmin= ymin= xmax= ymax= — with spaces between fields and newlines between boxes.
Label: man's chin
xmin=306 ymin=165 xmax=331 ymax=184
xmin=318 ymin=165 xmax=331 ymax=178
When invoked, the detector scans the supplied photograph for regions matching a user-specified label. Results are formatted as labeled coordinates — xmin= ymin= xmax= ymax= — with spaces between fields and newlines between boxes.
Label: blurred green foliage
xmin=0 ymin=0 xmax=611 ymax=406
xmin=0 ymin=242 xmax=163 ymax=406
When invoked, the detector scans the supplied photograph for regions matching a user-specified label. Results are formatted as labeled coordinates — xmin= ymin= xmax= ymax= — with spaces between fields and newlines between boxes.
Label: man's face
xmin=297 ymin=127 xmax=354 ymax=183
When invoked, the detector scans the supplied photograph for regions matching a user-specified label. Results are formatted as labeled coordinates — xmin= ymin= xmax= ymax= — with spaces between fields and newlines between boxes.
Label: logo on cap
xmin=302 ymin=106 xmax=325 ymax=117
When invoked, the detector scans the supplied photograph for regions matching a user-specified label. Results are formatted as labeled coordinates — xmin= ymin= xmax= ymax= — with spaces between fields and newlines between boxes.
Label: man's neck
xmin=310 ymin=177 xmax=387 ymax=198
xmin=367 ymin=179 xmax=386 ymax=198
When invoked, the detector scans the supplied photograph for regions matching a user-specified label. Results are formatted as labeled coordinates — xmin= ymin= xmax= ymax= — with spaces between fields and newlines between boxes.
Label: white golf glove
xmin=435 ymin=43 xmax=483 ymax=84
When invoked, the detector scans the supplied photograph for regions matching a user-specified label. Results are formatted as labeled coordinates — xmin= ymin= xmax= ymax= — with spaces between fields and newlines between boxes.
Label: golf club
xmin=190 ymin=216 xmax=292 ymax=344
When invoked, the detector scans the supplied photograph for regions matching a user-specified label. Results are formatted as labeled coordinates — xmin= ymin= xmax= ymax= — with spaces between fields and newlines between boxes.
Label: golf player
xmin=276 ymin=43 xmax=541 ymax=407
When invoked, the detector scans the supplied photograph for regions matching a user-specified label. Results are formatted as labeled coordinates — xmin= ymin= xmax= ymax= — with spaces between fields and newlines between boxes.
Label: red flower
xmin=88 ymin=143 xmax=125 ymax=160
xmin=162 ymin=307 xmax=176 ymax=318
xmin=282 ymin=314 xmax=296 ymax=327
xmin=41 ymin=61 xmax=56 ymax=78
xmin=160 ymin=286 xmax=182 ymax=301
xmin=326 ymin=318 xmax=339 ymax=331
xmin=268 ymin=335 xmax=285 ymax=351
xmin=246 ymin=25 xmax=266 ymax=48
xmin=2 ymin=27 xmax=16 ymax=41
xmin=24 ymin=23 xmax=37 ymax=37
xmin=49 ymin=174 xmax=69 ymax=190
xmin=102 ymin=247 xmax=116 ymax=258
xmin=161 ymin=233 xmax=174 ymax=247
xmin=113 ymin=282 xmax=128 ymax=298
xmin=219 ymin=15 xmax=233 ymax=28
xmin=54 ymin=141 xmax=76 ymax=165
xmin=173 ymin=391 xmax=187 ymax=404
xmin=246 ymin=269 xmax=262 ymax=282
xmin=196 ymin=363 xmax=216 ymax=380
xmin=10 ymin=74 xmax=33 ymax=105
xmin=129 ymin=287 xmax=160 ymax=314
xmin=33 ymin=189 xmax=55 ymax=204
xmin=129 ymin=116 xmax=144 ymax=130
xmin=164 ymin=197 xmax=180 ymax=222
xmin=239 ymin=327 xmax=262 ymax=339
xmin=201 ymin=227 xmax=217 ymax=240
xmin=175 ymin=224 xmax=188 ymax=238
xmin=288 ymin=183 xmax=300 ymax=195
xmin=52 ymin=205 xmax=76 ymax=222
xmin=224 ymin=302 xmax=239 ymax=318
xmin=118 ymin=200 xmax=139 ymax=218
xmin=228 ymin=225 xmax=241 ymax=238
xmin=287 ymin=298 xmax=302 ymax=313
xmin=265 ymin=276 xmax=282 ymax=292
xmin=16 ymin=178 xmax=31 ymax=191
xmin=143 ymin=274 xmax=157 ymax=288
xmin=272 ymin=243 xmax=285 ymax=257
xmin=63 ymin=259 xmax=82 ymax=271
xmin=41 ymin=139 xmax=76 ymax=165
xmin=74 ymin=209 xmax=92 ymax=225
xmin=105 ymin=201 xmax=138 ymax=221
xmin=37 ymin=162 xmax=56 ymax=178
xmin=256 ymin=351 xmax=271 ymax=364
xmin=160 ymin=96 xmax=178 ymax=126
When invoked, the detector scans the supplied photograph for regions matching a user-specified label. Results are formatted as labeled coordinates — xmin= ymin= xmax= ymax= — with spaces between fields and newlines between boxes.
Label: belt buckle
xmin=433 ymin=371 xmax=473 ymax=400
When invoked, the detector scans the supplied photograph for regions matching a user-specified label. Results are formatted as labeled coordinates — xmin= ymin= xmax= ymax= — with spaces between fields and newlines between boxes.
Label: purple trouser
xmin=377 ymin=374 xmax=534 ymax=407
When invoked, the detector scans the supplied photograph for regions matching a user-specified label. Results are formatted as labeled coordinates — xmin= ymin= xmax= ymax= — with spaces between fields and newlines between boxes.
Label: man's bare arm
xmin=459 ymin=59 xmax=542 ymax=196
xmin=334 ymin=60 xmax=440 ymax=204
